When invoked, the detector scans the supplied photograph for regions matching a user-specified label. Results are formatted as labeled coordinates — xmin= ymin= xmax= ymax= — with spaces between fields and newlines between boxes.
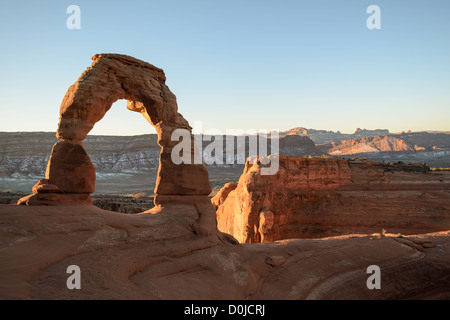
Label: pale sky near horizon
xmin=0 ymin=0 xmax=449 ymax=136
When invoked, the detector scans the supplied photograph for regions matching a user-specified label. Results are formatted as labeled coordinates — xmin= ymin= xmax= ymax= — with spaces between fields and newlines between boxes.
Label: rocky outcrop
xmin=1 ymin=204 xmax=449 ymax=300
xmin=17 ymin=54 xmax=211 ymax=207
xmin=1 ymin=190 xmax=155 ymax=213
xmin=15 ymin=54 xmax=223 ymax=239
xmin=322 ymin=135 xmax=414 ymax=155
xmin=211 ymin=182 xmax=238 ymax=211
xmin=354 ymin=128 xmax=390 ymax=137
xmin=213 ymin=156 xmax=450 ymax=243
xmin=280 ymin=127 xmax=391 ymax=144
xmin=277 ymin=134 xmax=321 ymax=156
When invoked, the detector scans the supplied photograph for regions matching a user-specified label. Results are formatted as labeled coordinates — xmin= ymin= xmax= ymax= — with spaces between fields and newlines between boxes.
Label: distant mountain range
xmin=0 ymin=132 xmax=320 ymax=175
xmin=280 ymin=127 xmax=391 ymax=144
xmin=1 ymin=128 xmax=449 ymax=192
xmin=281 ymin=127 xmax=450 ymax=168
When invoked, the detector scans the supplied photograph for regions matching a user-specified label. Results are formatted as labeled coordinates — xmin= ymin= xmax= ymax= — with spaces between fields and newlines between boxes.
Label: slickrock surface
xmin=213 ymin=156 xmax=450 ymax=243
xmin=1 ymin=191 xmax=155 ymax=213
xmin=1 ymin=204 xmax=448 ymax=299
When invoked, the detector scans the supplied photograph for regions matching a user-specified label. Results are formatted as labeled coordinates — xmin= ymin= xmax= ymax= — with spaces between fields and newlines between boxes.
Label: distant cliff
xmin=0 ymin=132 xmax=321 ymax=176
xmin=323 ymin=135 xmax=414 ymax=155
xmin=280 ymin=127 xmax=391 ymax=144
xmin=0 ymin=131 xmax=321 ymax=192
xmin=0 ymin=132 xmax=161 ymax=176
xmin=1 ymin=130 xmax=449 ymax=193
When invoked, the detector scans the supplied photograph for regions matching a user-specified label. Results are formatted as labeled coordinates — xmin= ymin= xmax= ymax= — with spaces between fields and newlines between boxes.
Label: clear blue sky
xmin=0 ymin=0 xmax=449 ymax=135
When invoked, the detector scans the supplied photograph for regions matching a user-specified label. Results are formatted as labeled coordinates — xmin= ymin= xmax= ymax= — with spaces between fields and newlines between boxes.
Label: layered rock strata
xmin=213 ymin=156 xmax=450 ymax=243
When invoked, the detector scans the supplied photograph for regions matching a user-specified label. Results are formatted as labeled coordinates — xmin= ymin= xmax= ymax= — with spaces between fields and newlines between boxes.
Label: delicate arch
xmin=18 ymin=54 xmax=211 ymax=205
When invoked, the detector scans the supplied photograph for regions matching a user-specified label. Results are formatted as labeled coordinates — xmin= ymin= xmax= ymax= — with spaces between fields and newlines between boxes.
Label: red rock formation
xmin=211 ymin=182 xmax=238 ymax=211
xmin=323 ymin=135 xmax=414 ymax=155
xmin=45 ymin=140 xmax=96 ymax=194
xmin=18 ymin=54 xmax=211 ymax=206
xmin=213 ymin=156 xmax=450 ymax=243
xmin=1 ymin=204 xmax=449 ymax=299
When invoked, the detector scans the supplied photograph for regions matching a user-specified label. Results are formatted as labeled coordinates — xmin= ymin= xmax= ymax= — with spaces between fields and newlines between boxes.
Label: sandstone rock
xmin=19 ymin=53 xmax=212 ymax=206
xmin=258 ymin=210 xmax=275 ymax=243
xmin=392 ymin=235 xmax=437 ymax=251
xmin=211 ymin=182 xmax=238 ymax=210
xmin=322 ymin=135 xmax=414 ymax=156
xmin=215 ymin=156 xmax=450 ymax=243
xmin=155 ymin=151 xmax=211 ymax=195
xmin=278 ymin=134 xmax=321 ymax=156
xmin=393 ymin=237 xmax=424 ymax=252
xmin=153 ymin=194 xmax=221 ymax=237
xmin=407 ymin=237 xmax=436 ymax=248
xmin=31 ymin=179 xmax=60 ymax=194
xmin=1 ymin=204 xmax=449 ymax=299
xmin=45 ymin=140 xmax=95 ymax=194
xmin=17 ymin=192 xmax=92 ymax=206
xmin=421 ymin=241 xmax=437 ymax=248
xmin=265 ymin=255 xmax=286 ymax=267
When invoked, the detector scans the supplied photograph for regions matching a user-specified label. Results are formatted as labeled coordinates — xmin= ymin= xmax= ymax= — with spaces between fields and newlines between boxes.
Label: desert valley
xmin=1 ymin=127 xmax=449 ymax=210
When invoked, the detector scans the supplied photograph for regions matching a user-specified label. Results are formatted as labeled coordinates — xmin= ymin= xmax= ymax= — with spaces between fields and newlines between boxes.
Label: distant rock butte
xmin=280 ymin=127 xmax=391 ymax=144
xmin=323 ymin=135 xmax=414 ymax=155
xmin=277 ymin=135 xmax=321 ymax=156
xmin=354 ymin=128 xmax=390 ymax=137
xmin=213 ymin=156 xmax=450 ymax=243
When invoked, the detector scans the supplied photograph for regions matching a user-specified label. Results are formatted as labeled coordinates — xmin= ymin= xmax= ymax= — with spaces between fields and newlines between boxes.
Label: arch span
xmin=18 ymin=54 xmax=211 ymax=206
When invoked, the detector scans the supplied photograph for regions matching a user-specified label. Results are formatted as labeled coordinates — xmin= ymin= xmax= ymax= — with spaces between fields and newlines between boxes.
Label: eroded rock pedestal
xmin=213 ymin=156 xmax=450 ymax=243
xmin=17 ymin=54 xmax=217 ymax=234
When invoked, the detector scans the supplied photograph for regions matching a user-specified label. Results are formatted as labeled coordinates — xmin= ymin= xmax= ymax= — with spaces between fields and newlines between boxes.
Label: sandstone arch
xmin=18 ymin=53 xmax=211 ymax=206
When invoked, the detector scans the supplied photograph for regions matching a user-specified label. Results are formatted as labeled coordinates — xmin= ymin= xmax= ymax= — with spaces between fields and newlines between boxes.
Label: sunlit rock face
xmin=213 ymin=156 xmax=450 ymax=243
